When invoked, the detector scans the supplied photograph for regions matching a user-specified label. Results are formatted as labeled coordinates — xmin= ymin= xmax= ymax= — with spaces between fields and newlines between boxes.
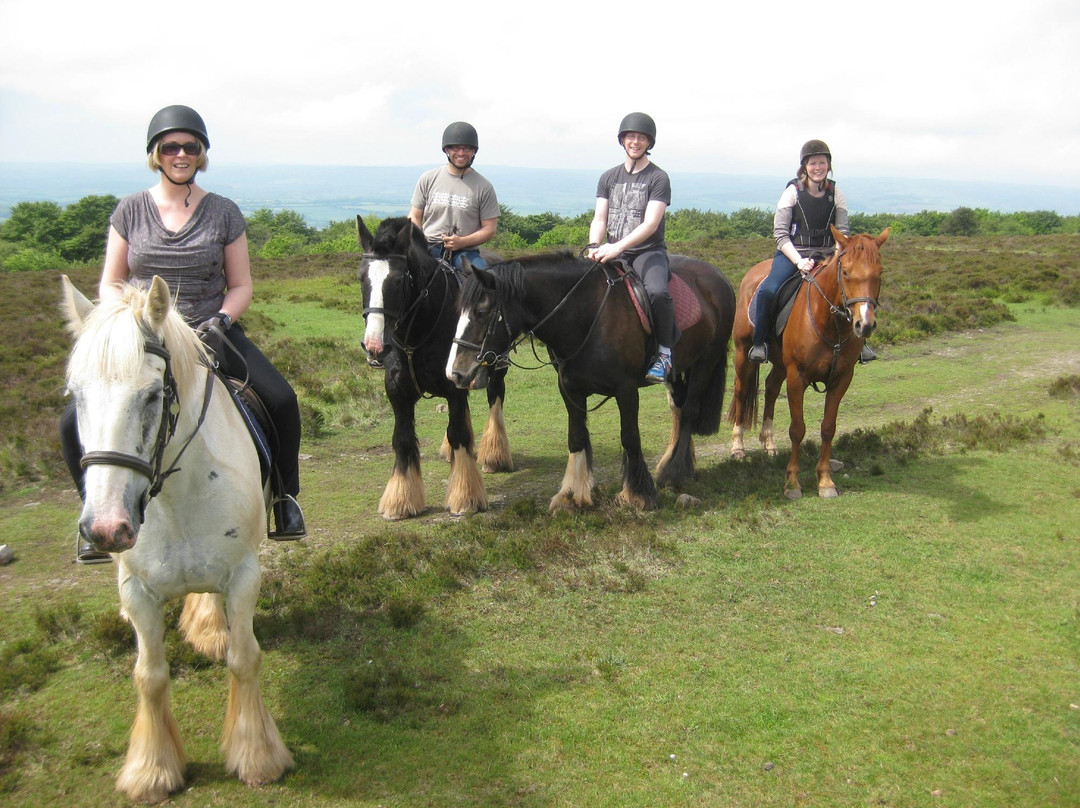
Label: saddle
xmin=748 ymin=273 xmax=804 ymax=338
xmin=616 ymin=264 xmax=702 ymax=336
xmin=220 ymin=373 xmax=275 ymax=486
xmin=748 ymin=250 xmax=832 ymax=337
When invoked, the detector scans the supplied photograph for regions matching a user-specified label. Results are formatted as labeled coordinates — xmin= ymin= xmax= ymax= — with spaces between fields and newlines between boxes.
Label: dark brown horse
xmin=728 ymin=225 xmax=889 ymax=498
xmin=357 ymin=216 xmax=512 ymax=520
xmin=447 ymin=251 xmax=735 ymax=511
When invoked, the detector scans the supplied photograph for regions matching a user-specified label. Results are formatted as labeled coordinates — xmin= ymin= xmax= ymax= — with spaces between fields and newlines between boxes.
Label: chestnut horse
xmin=357 ymin=216 xmax=512 ymax=520
xmin=728 ymin=225 xmax=890 ymax=498
xmin=447 ymin=251 xmax=735 ymax=511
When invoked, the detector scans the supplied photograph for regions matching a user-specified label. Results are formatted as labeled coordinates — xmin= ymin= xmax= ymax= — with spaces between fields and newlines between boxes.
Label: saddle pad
xmin=223 ymin=376 xmax=273 ymax=483
xmin=747 ymin=274 xmax=802 ymax=337
xmin=624 ymin=271 xmax=702 ymax=334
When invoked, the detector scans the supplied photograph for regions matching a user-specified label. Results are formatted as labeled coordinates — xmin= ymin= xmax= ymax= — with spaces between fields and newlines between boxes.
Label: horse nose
xmin=449 ymin=369 xmax=469 ymax=389
xmin=79 ymin=513 xmax=138 ymax=553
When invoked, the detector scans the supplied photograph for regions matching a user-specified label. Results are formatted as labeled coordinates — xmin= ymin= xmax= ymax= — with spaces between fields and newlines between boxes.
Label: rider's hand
xmin=797 ymin=257 xmax=815 ymax=274
xmin=196 ymin=312 xmax=231 ymax=358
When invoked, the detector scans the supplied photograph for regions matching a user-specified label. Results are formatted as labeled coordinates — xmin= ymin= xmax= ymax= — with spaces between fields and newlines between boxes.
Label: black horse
xmin=447 ymin=251 xmax=735 ymax=511
xmin=357 ymin=216 xmax=512 ymax=520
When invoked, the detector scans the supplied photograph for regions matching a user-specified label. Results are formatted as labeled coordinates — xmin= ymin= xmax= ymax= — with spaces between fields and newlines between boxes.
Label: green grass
xmin=0 ymin=236 xmax=1077 ymax=806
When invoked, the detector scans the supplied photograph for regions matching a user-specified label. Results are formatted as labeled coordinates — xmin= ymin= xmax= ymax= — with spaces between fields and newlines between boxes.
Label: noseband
xmin=80 ymin=338 xmax=215 ymax=523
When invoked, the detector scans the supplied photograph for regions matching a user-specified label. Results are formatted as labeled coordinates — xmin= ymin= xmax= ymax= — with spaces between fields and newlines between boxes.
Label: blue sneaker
xmin=645 ymin=354 xmax=671 ymax=384
xmin=748 ymin=344 xmax=769 ymax=363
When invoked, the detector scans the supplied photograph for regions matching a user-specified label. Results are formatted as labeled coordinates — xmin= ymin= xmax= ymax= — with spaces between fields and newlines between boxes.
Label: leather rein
xmin=452 ymin=258 xmax=622 ymax=412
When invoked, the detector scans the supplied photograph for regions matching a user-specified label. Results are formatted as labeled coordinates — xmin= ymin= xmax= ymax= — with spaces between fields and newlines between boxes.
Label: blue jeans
xmin=428 ymin=244 xmax=488 ymax=270
xmin=753 ymin=251 xmax=799 ymax=346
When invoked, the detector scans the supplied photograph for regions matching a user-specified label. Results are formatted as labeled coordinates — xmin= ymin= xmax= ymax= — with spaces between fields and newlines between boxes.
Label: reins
xmin=454 ymin=257 xmax=622 ymax=413
xmin=81 ymin=338 xmax=216 ymax=524
xmin=799 ymin=247 xmax=880 ymax=390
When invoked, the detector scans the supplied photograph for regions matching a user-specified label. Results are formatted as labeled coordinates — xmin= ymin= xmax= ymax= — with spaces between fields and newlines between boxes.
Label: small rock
xmin=931 ymin=789 xmax=943 ymax=797
xmin=676 ymin=494 xmax=701 ymax=509
xmin=763 ymin=762 xmax=774 ymax=771
xmin=946 ymin=728 xmax=957 ymax=736
xmin=0 ymin=545 xmax=13 ymax=565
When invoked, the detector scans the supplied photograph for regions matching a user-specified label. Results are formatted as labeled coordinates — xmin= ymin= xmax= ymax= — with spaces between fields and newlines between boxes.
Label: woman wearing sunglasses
xmin=62 ymin=105 xmax=306 ymax=562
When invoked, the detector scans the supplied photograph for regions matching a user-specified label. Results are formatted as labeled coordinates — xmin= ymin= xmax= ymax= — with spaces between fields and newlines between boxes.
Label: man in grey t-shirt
xmin=409 ymin=121 xmax=500 ymax=269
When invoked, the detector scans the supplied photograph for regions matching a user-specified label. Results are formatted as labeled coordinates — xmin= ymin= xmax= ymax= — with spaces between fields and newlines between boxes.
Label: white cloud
xmin=1 ymin=0 xmax=1078 ymax=186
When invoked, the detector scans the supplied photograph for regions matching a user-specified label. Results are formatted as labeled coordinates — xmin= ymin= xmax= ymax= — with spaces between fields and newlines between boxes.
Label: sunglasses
xmin=159 ymin=141 xmax=203 ymax=157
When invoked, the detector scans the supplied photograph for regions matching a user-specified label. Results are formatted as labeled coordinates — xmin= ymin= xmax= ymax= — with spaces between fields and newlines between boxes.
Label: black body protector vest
xmin=788 ymin=179 xmax=837 ymax=252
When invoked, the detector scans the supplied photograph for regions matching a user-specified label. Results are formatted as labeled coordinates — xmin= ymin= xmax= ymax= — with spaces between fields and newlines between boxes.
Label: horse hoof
xmin=730 ymin=449 xmax=746 ymax=461
xmin=784 ymin=488 xmax=802 ymax=500
xmin=819 ymin=486 xmax=839 ymax=498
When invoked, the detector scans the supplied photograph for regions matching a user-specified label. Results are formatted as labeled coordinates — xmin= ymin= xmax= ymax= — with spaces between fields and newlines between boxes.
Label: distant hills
xmin=2 ymin=163 xmax=1077 ymax=229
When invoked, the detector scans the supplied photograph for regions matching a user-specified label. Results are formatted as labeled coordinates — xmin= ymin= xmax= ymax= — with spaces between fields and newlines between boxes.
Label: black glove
xmin=196 ymin=312 xmax=231 ymax=359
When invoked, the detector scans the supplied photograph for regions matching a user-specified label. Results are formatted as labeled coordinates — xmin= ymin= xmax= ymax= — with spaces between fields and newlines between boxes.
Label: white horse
xmin=62 ymin=275 xmax=293 ymax=804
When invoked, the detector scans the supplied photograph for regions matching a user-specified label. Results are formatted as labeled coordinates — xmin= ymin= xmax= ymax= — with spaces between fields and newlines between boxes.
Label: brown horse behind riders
xmin=728 ymin=225 xmax=890 ymax=498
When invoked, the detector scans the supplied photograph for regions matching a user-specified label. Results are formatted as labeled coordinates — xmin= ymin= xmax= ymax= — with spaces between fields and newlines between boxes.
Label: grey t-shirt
xmin=410 ymin=165 xmax=500 ymax=245
xmin=111 ymin=190 xmax=247 ymax=324
xmin=595 ymin=161 xmax=671 ymax=254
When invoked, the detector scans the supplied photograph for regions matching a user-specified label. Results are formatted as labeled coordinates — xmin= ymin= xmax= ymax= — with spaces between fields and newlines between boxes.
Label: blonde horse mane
xmin=66 ymin=280 xmax=209 ymax=403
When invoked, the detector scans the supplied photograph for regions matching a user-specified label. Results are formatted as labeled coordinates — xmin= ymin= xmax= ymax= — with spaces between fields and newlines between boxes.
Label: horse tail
xmin=684 ymin=345 xmax=728 ymax=435
xmin=727 ymin=361 xmax=760 ymax=429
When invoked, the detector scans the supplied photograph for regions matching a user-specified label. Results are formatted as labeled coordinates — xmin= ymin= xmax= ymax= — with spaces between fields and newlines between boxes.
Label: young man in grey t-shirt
xmin=587 ymin=112 xmax=674 ymax=384
xmin=409 ymin=121 xmax=500 ymax=269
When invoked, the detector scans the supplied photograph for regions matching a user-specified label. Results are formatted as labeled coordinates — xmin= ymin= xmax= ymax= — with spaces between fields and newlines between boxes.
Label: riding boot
xmin=859 ymin=344 xmax=877 ymax=364
xmin=748 ymin=344 xmax=769 ymax=363
xmin=269 ymin=495 xmax=306 ymax=540
xmin=76 ymin=532 xmax=112 ymax=564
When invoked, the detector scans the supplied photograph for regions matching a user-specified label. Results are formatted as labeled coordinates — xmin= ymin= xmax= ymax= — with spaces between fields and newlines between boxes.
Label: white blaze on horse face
xmin=363 ymin=259 xmax=391 ymax=354
xmin=852 ymin=300 xmax=875 ymax=336
xmin=75 ymin=369 xmax=163 ymax=548
xmin=445 ymin=311 xmax=472 ymax=381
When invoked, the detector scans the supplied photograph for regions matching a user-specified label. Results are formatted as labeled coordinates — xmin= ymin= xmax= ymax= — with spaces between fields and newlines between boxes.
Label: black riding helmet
xmin=800 ymin=139 xmax=831 ymax=165
xmin=442 ymin=121 xmax=479 ymax=151
xmin=618 ymin=112 xmax=656 ymax=149
xmin=146 ymin=105 xmax=210 ymax=153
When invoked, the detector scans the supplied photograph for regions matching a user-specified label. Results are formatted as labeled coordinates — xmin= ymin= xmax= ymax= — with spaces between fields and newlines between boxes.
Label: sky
xmin=1 ymin=0 xmax=1078 ymax=188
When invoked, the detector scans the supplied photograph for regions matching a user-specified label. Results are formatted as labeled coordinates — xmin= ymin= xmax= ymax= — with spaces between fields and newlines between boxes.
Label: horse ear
xmin=876 ymin=227 xmax=891 ymax=247
xmin=398 ymin=220 xmax=418 ymax=252
xmin=830 ymin=224 xmax=849 ymax=248
xmin=356 ymin=215 xmax=373 ymax=252
xmin=147 ymin=276 xmax=172 ymax=329
xmin=60 ymin=274 xmax=95 ymax=333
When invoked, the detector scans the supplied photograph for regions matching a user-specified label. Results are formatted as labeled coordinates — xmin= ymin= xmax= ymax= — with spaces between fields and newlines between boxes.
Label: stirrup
xmin=748 ymin=344 xmax=769 ymax=363
xmin=859 ymin=344 xmax=877 ymax=364
xmin=645 ymin=355 xmax=671 ymax=385
xmin=267 ymin=495 xmax=307 ymax=541
xmin=75 ymin=531 xmax=112 ymax=564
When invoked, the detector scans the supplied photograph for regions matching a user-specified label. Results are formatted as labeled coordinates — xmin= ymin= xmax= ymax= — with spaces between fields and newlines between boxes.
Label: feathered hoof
xmin=784 ymin=487 xmax=803 ymax=501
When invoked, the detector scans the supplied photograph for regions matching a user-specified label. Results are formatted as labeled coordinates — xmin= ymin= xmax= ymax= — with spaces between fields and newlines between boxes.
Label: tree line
xmin=2 ymin=196 xmax=1077 ymax=271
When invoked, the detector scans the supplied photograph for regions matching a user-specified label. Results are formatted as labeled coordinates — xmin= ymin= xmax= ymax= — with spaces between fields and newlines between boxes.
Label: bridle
xmin=800 ymin=246 xmax=881 ymax=388
xmin=361 ymin=250 xmax=462 ymax=398
xmin=80 ymin=338 xmax=215 ymax=523
xmin=452 ymin=258 xmax=622 ymax=412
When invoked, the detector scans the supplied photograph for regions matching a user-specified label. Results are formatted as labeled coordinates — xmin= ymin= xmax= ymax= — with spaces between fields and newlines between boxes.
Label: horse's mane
xmin=459 ymin=250 xmax=586 ymax=312
xmin=68 ymin=284 xmax=208 ymax=401
xmin=372 ymin=216 xmax=430 ymax=261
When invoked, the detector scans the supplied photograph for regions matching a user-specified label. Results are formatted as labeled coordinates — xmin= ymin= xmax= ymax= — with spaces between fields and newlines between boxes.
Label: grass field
xmin=0 ymin=235 xmax=1077 ymax=807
